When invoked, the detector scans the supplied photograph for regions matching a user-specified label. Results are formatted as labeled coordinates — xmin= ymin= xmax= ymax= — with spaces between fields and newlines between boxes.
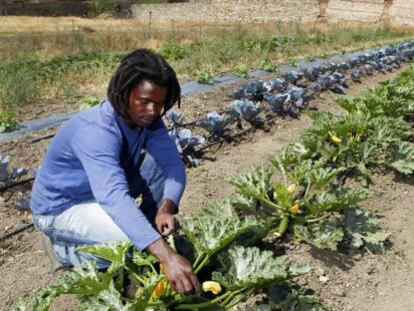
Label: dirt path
xmin=0 ymin=67 xmax=412 ymax=311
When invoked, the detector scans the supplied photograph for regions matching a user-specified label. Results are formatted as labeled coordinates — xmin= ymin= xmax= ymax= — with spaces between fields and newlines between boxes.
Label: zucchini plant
xmin=278 ymin=110 xmax=414 ymax=185
xmin=14 ymin=210 xmax=313 ymax=311
xmin=228 ymin=157 xmax=383 ymax=252
xmin=337 ymin=70 xmax=414 ymax=120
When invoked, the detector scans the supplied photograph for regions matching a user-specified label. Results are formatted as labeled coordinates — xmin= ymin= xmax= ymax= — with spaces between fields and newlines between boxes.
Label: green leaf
xmin=267 ymin=283 xmax=329 ymax=311
xmin=308 ymin=166 xmax=344 ymax=189
xmin=33 ymin=261 xmax=113 ymax=311
xmin=390 ymin=142 xmax=414 ymax=175
xmin=270 ymin=144 xmax=309 ymax=174
xmin=344 ymin=207 xmax=390 ymax=253
xmin=181 ymin=213 xmax=260 ymax=256
xmin=292 ymin=224 xmax=312 ymax=243
xmin=312 ymin=221 xmax=344 ymax=250
xmin=336 ymin=96 xmax=358 ymax=114
xmin=308 ymin=187 xmax=374 ymax=214
xmin=132 ymin=251 xmax=158 ymax=269
xmin=76 ymin=241 xmax=132 ymax=274
xmin=78 ymin=278 xmax=165 ymax=311
xmin=212 ymin=246 xmax=310 ymax=291
xmin=286 ymin=160 xmax=343 ymax=191
xmin=11 ymin=299 xmax=29 ymax=311
xmin=197 ymin=197 xmax=238 ymax=218
xmin=229 ymin=193 xmax=258 ymax=213
xmin=333 ymin=187 xmax=375 ymax=206
xmin=294 ymin=221 xmax=344 ymax=251
xmin=287 ymin=262 xmax=313 ymax=278
xmin=78 ymin=282 xmax=135 ymax=311
xmin=228 ymin=166 xmax=273 ymax=205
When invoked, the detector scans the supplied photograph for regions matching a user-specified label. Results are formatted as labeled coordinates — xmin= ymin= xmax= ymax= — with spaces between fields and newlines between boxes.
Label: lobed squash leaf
xmin=212 ymin=246 xmax=311 ymax=291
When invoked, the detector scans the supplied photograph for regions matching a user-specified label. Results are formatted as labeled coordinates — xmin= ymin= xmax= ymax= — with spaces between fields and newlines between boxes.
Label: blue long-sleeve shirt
xmin=30 ymin=100 xmax=186 ymax=251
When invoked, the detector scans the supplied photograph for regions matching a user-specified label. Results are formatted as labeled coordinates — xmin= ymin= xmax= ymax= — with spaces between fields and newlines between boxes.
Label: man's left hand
xmin=155 ymin=199 xmax=178 ymax=236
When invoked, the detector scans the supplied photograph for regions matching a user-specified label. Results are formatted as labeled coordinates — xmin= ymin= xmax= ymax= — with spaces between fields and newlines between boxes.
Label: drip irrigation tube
xmin=30 ymin=134 xmax=55 ymax=144
xmin=0 ymin=223 xmax=34 ymax=242
xmin=0 ymin=177 xmax=34 ymax=192
xmin=0 ymin=111 xmax=78 ymax=142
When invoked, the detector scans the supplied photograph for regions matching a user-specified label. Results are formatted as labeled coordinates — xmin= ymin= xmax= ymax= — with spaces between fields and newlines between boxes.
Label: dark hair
xmin=107 ymin=48 xmax=181 ymax=118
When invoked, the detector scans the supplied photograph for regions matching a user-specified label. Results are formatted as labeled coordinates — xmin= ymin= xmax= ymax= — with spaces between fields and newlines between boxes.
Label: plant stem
xmin=224 ymin=288 xmax=253 ymax=309
xmin=192 ymin=253 xmax=205 ymax=270
xmin=128 ymin=272 xmax=146 ymax=285
xmin=280 ymin=165 xmax=287 ymax=185
xmin=263 ymin=198 xmax=283 ymax=212
xmin=194 ymin=254 xmax=211 ymax=274
xmin=147 ymin=301 xmax=167 ymax=307
xmin=306 ymin=213 xmax=331 ymax=224
xmin=219 ymin=287 xmax=247 ymax=306
xmin=174 ymin=291 xmax=232 ymax=310
xmin=304 ymin=181 xmax=311 ymax=199
xmin=220 ymin=292 xmax=236 ymax=307
xmin=149 ymin=263 xmax=158 ymax=275
xmin=277 ymin=215 xmax=289 ymax=235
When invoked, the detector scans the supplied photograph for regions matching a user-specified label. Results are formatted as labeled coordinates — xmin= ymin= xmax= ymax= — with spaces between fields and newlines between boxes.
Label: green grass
xmin=1 ymin=22 xmax=413 ymax=116
xmin=0 ymin=52 xmax=122 ymax=111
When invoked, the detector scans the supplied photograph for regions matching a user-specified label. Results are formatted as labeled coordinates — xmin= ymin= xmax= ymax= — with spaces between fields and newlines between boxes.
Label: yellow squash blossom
xmin=330 ymin=135 xmax=342 ymax=145
xmin=151 ymin=281 xmax=165 ymax=299
xmin=202 ymin=281 xmax=222 ymax=295
xmin=290 ymin=204 xmax=301 ymax=215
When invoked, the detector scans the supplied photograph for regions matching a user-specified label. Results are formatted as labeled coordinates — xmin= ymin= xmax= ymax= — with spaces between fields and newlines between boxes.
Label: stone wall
xmin=325 ymin=0 xmax=385 ymax=23
xmin=390 ymin=0 xmax=414 ymax=27
xmin=131 ymin=0 xmax=414 ymax=27
xmin=2 ymin=0 xmax=413 ymax=26
xmin=132 ymin=0 xmax=320 ymax=24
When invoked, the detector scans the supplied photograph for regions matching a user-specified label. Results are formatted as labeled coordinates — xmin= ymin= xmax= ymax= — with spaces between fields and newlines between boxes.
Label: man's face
xmin=127 ymin=80 xmax=167 ymax=128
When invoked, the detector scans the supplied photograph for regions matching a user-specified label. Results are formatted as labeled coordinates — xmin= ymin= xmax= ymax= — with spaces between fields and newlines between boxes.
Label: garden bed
xmin=1 ymin=64 xmax=413 ymax=310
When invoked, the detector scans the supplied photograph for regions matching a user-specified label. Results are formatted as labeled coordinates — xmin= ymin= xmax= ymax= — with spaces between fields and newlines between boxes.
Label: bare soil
xmin=0 ymin=66 xmax=413 ymax=311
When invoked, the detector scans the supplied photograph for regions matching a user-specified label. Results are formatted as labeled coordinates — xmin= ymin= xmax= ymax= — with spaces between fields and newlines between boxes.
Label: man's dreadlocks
xmin=107 ymin=48 xmax=181 ymax=119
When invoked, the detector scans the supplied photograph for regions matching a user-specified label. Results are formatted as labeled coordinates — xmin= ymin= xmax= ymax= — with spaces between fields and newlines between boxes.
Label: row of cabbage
xmin=168 ymin=40 xmax=414 ymax=166
xmin=12 ymin=54 xmax=414 ymax=311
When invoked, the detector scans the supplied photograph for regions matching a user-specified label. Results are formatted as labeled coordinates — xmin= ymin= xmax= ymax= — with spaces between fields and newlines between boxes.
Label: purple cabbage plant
xmin=195 ymin=111 xmax=233 ymax=140
xmin=169 ymin=128 xmax=205 ymax=167
xmin=228 ymin=100 xmax=265 ymax=127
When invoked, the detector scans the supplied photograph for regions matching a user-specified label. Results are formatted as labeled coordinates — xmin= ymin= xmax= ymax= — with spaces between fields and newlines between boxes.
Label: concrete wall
xmin=131 ymin=0 xmax=414 ymax=27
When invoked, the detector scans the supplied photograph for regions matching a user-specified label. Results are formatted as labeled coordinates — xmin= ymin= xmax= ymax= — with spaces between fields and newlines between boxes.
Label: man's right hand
xmin=146 ymin=238 xmax=200 ymax=294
